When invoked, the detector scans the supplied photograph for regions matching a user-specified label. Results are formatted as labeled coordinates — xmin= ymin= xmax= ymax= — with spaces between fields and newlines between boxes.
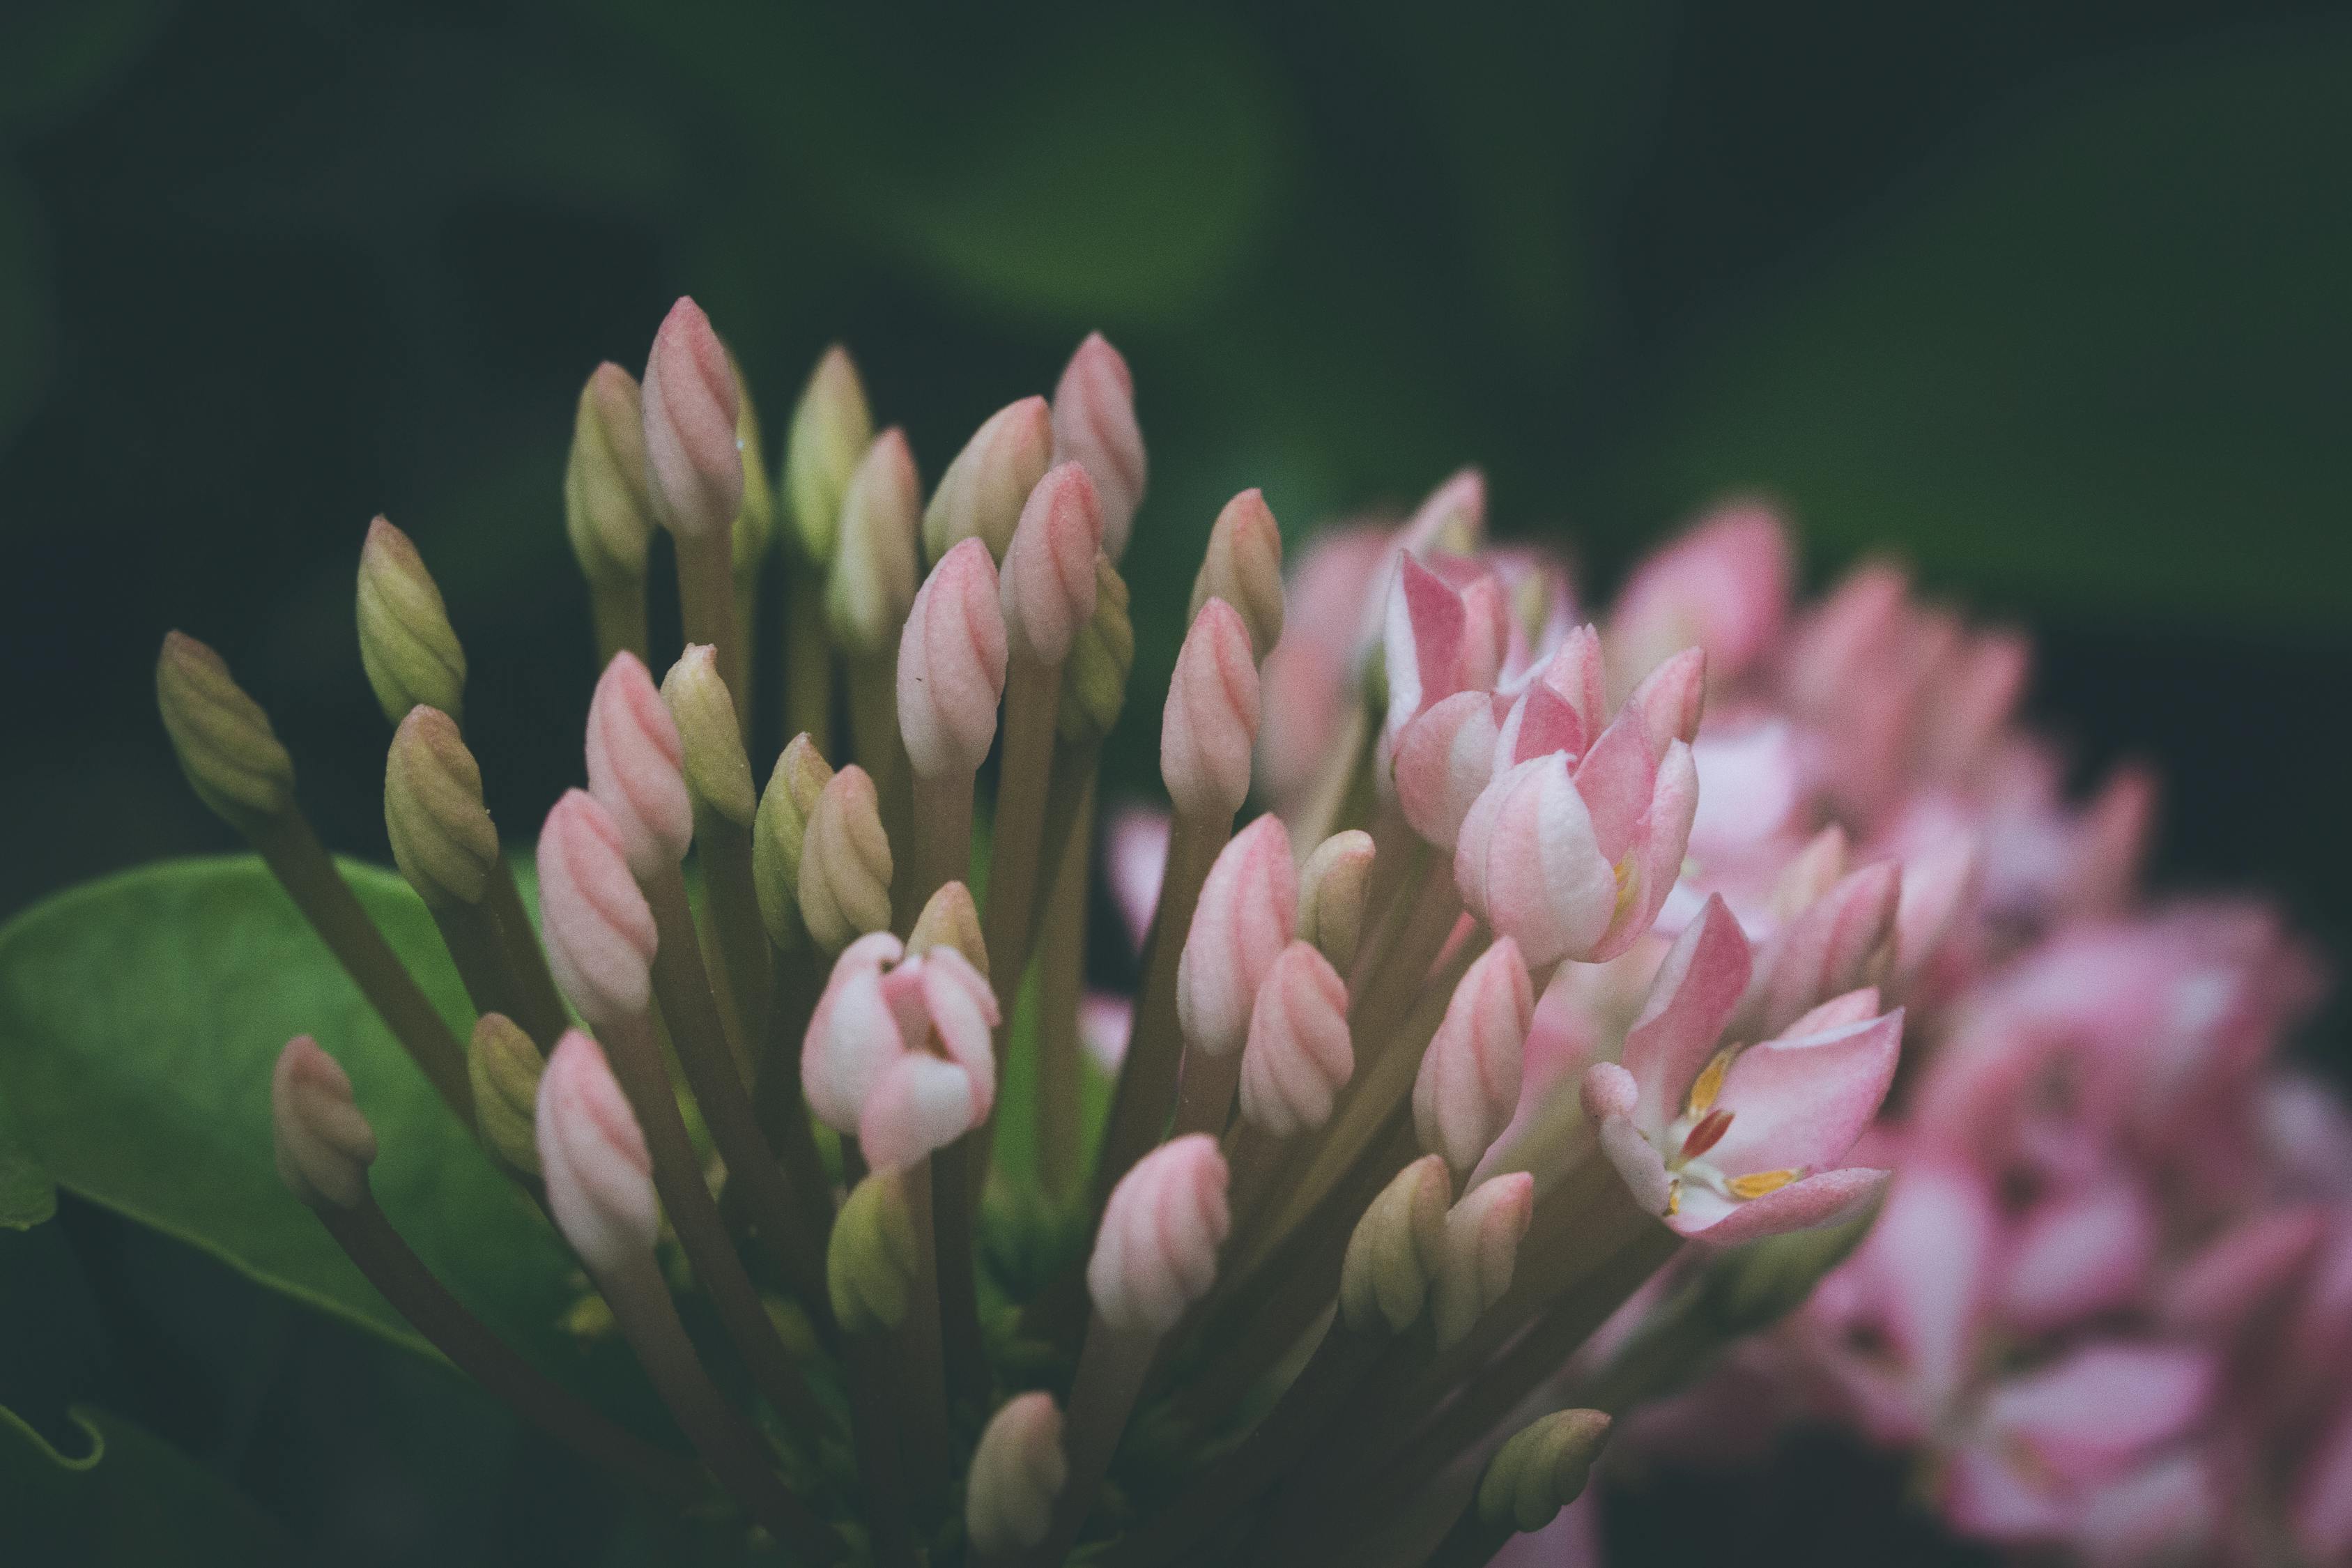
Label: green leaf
xmin=0 ymin=856 xmax=584 ymax=1374
xmin=0 ymin=1089 xmax=52 ymax=1229
xmin=1 ymin=1402 xmax=293 ymax=1565
xmin=1607 ymin=24 xmax=2352 ymax=634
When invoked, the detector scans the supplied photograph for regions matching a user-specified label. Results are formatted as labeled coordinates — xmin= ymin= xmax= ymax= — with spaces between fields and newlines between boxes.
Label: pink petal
xmin=1383 ymin=553 xmax=1468 ymax=740
xmin=1537 ymin=624 xmax=1607 ymax=739
xmin=1454 ymin=755 xmax=1615 ymax=968
xmin=1495 ymin=680 xmax=1585 ymax=770
xmin=1999 ymin=1178 xmax=2159 ymax=1335
xmin=1704 ymin=1009 xmax=1903 ymax=1179
xmin=1981 ymin=1344 xmax=2213 ymax=1486
xmin=1570 ymin=712 xmax=1659 ymax=863
xmin=1673 ymin=1165 xmax=1887 ymax=1245
xmin=859 ymin=1052 xmax=980 ymax=1170
xmin=1393 ymin=690 xmax=1502 ymax=850
xmin=1624 ymin=645 xmax=1707 ymax=753
xmin=2293 ymin=1388 xmax=2352 ymax=1561
xmin=1621 ymin=893 xmax=1752 ymax=1140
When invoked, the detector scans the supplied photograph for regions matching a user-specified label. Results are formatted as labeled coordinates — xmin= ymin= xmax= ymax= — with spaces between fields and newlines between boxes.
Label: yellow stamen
xmin=1687 ymin=1046 xmax=1737 ymax=1118
xmin=1663 ymin=1179 xmax=1681 ymax=1218
xmin=1611 ymin=852 xmax=1640 ymax=925
xmin=1725 ymin=1169 xmax=1802 ymax=1200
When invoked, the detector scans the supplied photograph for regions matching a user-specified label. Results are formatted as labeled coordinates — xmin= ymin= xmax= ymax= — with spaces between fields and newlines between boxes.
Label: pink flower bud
xmin=1535 ymin=625 xmax=1608 ymax=741
xmin=1891 ymin=829 xmax=1979 ymax=991
xmin=1088 ymin=1132 xmax=1230 ymax=1335
xmin=536 ymin=789 xmax=659 ymax=1032
xmin=1624 ymin=646 xmax=1707 ymax=754
xmin=1454 ymin=756 xmax=1614 ymax=968
xmin=999 ymin=461 xmax=1103 ymax=666
xmin=1161 ymin=598 xmax=1261 ymax=823
xmin=271 ymin=1036 xmax=376 ymax=1210
xmin=536 ymin=1029 xmax=661 ymax=1275
xmin=1238 ymin=941 xmax=1352 ymax=1137
xmin=1383 ymin=553 xmax=1469 ymax=741
xmin=1608 ymin=501 xmax=1791 ymax=689
xmin=1050 ymin=332 xmax=1146 ymax=562
xmin=925 ymin=395 xmax=1052 ymax=564
xmin=967 ymin=1392 xmax=1068 ymax=1557
xmin=1393 ymin=691 xmax=1504 ymax=849
xmin=827 ymin=429 xmax=923 ymax=655
xmin=802 ymin=934 xmax=1000 ymax=1170
xmin=1457 ymin=571 xmax=1512 ymax=694
xmin=1176 ymin=815 xmax=1298 ymax=1059
xmin=896 ymin=537 xmax=1007 ymax=779
xmin=1756 ymin=861 xmax=1901 ymax=1036
xmin=1296 ymin=830 xmax=1376 ymax=972
xmin=639 ymin=296 xmax=743 ymax=541
xmin=1398 ymin=467 xmax=1486 ymax=557
xmin=1431 ymin=1171 xmax=1535 ymax=1348
xmin=1188 ymin=487 xmax=1285 ymax=662
xmin=584 ymin=652 xmax=692 ymax=879
xmin=1414 ymin=939 xmax=1534 ymax=1176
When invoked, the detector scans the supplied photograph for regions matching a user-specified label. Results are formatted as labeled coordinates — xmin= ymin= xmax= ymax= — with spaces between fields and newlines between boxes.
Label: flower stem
xmin=675 ymin=527 xmax=746 ymax=742
xmin=847 ymin=650 xmax=910 ymax=862
xmin=1108 ymin=1322 xmax=1385 ymax=1568
xmin=783 ymin=562 xmax=835 ymax=759
xmin=251 ymin=812 xmax=472 ymax=1121
xmin=484 ymin=861 xmax=571 ymax=1052
xmin=590 ymin=575 xmax=650 ymax=667
xmin=318 ymin=1194 xmax=702 ymax=1505
xmin=642 ymin=863 xmax=832 ymax=1331
xmin=599 ymin=1006 xmax=829 ymax=1437
xmin=595 ymin=1250 xmax=844 ymax=1562
xmin=692 ymin=806 xmax=773 ymax=1070
xmin=896 ymin=1160 xmax=953 ymax=1517
xmin=930 ymin=1137 xmax=991 ymax=1415
xmin=1024 ymin=1317 xmax=1158 ymax=1568
xmin=1090 ymin=811 xmax=1229 ymax=1211
xmin=752 ymin=942 xmax=836 ymax=1240
xmin=902 ymin=772 xmax=976 ymax=937
xmin=840 ymin=1330 xmax=921 ymax=1568
xmin=1033 ymin=776 xmax=1097 ymax=1200
xmin=978 ymin=650 xmax=1064 ymax=1114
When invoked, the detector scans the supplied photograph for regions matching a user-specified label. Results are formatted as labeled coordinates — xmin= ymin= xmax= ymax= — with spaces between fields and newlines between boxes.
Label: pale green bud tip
xmin=157 ymin=631 xmax=296 ymax=829
xmin=729 ymin=357 xmax=776 ymax=578
xmin=1189 ymin=487 xmax=1285 ymax=663
xmin=385 ymin=705 xmax=499 ymax=909
xmin=753 ymin=734 xmax=833 ymax=952
xmin=659 ymin=644 xmax=757 ymax=827
xmin=1339 ymin=1153 xmax=1452 ymax=1335
xmin=357 ymin=516 xmax=467 ymax=728
xmin=798 ymin=764 xmax=893 ymax=954
xmin=1477 ymin=1409 xmax=1611 ymax=1534
xmin=1298 ymin=829 xmax=1376 ymax=972
xmin=470 ymin=1013 xmax=543 ymax=1175
xmin=826 ymin=428 xmax=921 ymax=655
xmin=828 ymin=1170 xmax=918 ymax=1332
xmin=785 ymin=344 xmax=873 ymax=565
xmin=1058 ymin=552 xmax=1134 ymax=745
xmin=564 ymin=362 xmax=654 ymax=585
xmin=924 ymin=394 xmax=1052 ymax=565
xmin=907 ymin=880 xmax=989 ymax=980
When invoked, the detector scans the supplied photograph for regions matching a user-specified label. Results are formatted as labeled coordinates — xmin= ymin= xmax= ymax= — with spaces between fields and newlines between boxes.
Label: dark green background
xmin=2 ymin=1 xmax=2346 ymax=1562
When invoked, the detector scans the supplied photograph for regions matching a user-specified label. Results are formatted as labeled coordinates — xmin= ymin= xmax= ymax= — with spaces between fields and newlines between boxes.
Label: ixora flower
xmin=0 ymin=291 xmax=2308 ymax=1568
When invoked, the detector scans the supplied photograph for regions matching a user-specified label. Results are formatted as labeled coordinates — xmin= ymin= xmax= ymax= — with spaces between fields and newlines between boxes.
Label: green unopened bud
xmin=356 ymin=516 xmax=466 ymax=728
xmin=728 ymin=356 xmax=776 ymax=583
xmin=385 ymin=706 xmax=499 ymax=909
xmin=799 ymin=764 xmax=893 ymax=955
xmin=1298 ymin=829 xmax=1376 ymax=971
xmin=924 ymin=394 xmax=1051 ymax=564
xmin=157 ymin=631 xmax=295 ymax=831
xmin=753 ymin=735 xmax=833 ymax=952
xmin=564 ymin=362 xmax=654 ymax=586
xmin=659 ymin=644 xmax=756 ymax=827
xmin=1339 ymin=1153 xmax=1451 ymax=1335
xmin=826 ymin=429 xmax=921 ymax=656
xmin=1188 ymin=488 xmax=1284 ymax=663
xmin=1477 ymin=1409 xmax=1611 ymax=1533
xmin=907 ymin=880 xmax=988 ymax=979
xmin=784 ymin=344 xmax=873 ymax=566
xmin=469 ymin=1013 xmax=542 ymax=1174
xmin=1058 ymin=553 xmax=1133 ymax=744
xmin=829 ymin=1169 xmax=918 ymax=1333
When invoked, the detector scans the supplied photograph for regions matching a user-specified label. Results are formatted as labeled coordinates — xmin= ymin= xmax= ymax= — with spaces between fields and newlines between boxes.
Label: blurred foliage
xmin=2 ymin=2 xmax=2349 ymax=1564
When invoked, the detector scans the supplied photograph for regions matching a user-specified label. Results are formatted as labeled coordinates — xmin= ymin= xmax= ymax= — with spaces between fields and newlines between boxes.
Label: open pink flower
xmin=804 ymin=932 xmax=1001 ymax=1171
xmin=1583 ymin=896 xmax=1901 ymax=1243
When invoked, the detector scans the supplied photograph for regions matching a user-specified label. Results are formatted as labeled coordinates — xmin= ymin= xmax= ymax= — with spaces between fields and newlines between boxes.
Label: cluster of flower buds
xmin=157 ymin=297 xmax=2340 ymax=1568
